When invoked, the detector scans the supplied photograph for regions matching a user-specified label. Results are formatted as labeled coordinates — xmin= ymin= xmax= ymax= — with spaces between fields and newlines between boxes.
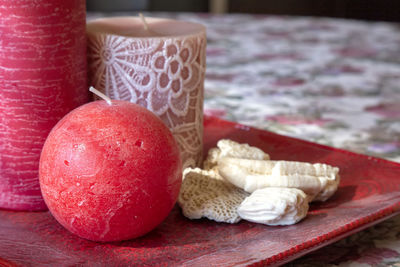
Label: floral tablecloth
xmin=192 ymin=13 xmax=400 ymax=266
xmin=89 ymin=13 xmax=400 ymax=266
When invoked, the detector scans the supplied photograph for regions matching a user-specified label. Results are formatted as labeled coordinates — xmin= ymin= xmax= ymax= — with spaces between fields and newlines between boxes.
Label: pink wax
xmin=0 ymin=1 xmax=89 ymax=210
xmin=39 ymin=100 xmax=182 ymax=242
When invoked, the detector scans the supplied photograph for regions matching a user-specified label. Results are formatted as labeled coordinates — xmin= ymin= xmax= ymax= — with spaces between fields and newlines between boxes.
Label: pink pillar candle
xmin=87 ymin=16 xmax=206 ymax=168
xmin=0 ymin=1 xmax=89 ymax=210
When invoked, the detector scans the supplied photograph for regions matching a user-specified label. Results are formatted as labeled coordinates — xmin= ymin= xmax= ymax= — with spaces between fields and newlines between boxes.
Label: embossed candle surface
xmin=87 ymin=17 xmax=206 ymax=168
xmin=0 ymin=1 xmax=89 ymax=210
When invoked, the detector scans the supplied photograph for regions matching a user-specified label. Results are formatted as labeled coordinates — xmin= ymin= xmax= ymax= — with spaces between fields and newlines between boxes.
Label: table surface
xmin=91 ymin=12 xmax=400 ymax=266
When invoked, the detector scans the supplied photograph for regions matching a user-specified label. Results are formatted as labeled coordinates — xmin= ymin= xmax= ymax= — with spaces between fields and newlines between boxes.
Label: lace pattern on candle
xmin=87 ymin=33 xmax=206 ymax=168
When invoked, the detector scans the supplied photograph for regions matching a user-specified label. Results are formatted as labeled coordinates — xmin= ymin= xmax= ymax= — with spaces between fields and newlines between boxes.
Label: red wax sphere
xmin=39 ymin=100 xmax=182 ymax=242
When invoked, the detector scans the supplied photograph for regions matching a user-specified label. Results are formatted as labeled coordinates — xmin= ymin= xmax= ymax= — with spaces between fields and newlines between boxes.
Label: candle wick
xmin=139 ymin=13 xmax=149 ymax=31
xmin=89 ymin=86 xmax=112 ymax=105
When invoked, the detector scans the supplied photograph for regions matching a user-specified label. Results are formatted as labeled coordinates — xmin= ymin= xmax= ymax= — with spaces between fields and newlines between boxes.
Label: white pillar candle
xmin=87 ymin=16 xmax=206 ymax=168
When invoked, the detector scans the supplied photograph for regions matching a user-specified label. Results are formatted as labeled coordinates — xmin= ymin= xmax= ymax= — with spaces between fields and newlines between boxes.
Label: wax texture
xmin=87 ymin=17 xmax=207 ymax=169
xmin=39 ymin=101 xmax=182 ymax=242
xmin=0 ymin=1 xmax=88 ymax=210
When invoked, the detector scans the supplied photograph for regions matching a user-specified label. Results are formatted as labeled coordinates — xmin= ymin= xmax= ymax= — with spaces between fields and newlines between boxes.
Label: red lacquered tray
xmin=1 ymin=116 xmax=400 ymax=266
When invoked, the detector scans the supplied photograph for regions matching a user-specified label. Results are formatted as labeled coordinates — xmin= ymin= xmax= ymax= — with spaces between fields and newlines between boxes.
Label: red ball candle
xmin=39 ymin=93 xmax=182 ymax=242
xmin=0 ymin=1 xmax=89 ymax=210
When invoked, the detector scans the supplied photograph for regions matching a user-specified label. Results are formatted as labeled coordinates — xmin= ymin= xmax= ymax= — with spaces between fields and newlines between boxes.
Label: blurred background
xmin=87 ymin=0 xmax=400 ymax=22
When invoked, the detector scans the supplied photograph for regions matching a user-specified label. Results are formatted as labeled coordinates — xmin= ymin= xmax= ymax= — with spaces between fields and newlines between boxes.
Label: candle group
xmin=0 ymin=0 xmax=89 ymax=210
xmin=87 ymin=16 xmax=207 ymax=169
xmin=0 ymin=7 xmax=206 ymax=225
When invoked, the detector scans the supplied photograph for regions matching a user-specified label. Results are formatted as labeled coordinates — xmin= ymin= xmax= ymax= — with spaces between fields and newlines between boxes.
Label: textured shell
xmin=178 ymin=168 xmax=249 ymax=223
xmin=203 ymin=139 xmax=270 ymax=170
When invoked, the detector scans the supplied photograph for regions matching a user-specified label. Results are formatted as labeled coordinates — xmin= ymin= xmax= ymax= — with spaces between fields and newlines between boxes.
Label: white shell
xmin=218 ymin=157 xmax=340 ymax=202
xmin=237 ymin=187 xmax=309 ymax=225
xmin=203 ymin=139 xmax=270 ymax=170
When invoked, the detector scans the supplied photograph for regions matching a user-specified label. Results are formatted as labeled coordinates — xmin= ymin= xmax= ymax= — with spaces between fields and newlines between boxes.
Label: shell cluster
xmin=178 ymin=139 xmax=340 ymax=225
